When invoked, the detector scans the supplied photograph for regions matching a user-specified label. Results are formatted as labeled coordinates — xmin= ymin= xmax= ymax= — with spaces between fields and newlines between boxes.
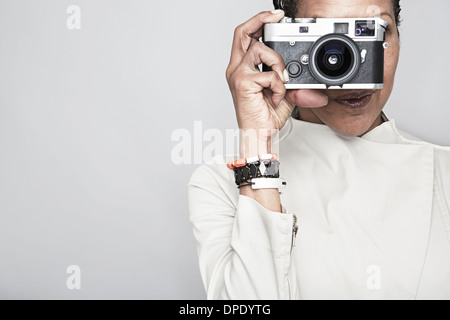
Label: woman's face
xmin=295 ymin=0 xmax=400 ymax=136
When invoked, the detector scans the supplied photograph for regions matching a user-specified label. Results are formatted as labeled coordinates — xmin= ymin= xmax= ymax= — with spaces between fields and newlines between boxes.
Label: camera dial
xmin=293 ymin=18 xmax=316 ymax=23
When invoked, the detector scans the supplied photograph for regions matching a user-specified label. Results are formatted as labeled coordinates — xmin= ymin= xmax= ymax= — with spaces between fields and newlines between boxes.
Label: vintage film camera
xmin=263 ymin=3 xmax=388 ymax=89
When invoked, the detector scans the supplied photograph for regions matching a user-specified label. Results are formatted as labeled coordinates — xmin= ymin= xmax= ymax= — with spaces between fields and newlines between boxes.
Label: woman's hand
xmin=226 ymin=10 xmax=329 ymax=136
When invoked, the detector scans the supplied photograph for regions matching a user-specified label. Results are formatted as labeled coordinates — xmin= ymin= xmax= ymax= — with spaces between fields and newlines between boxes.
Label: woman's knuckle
xmin=276 ymin=53 xmax=285 ymax=65
xmin=228 ymin=71 xmax=239 ymax=87
xmin=226 ymin=67 xmax=233 ymax=82
xmin=234 ymin=77 xmax=250 ymax=92
xmin=267 ymin=71 xmax=277 ymax=82
xmin=251 ymin=41 xmax=263 ymax=51
xmin=234 ymin=24 xmax=244 ymax=38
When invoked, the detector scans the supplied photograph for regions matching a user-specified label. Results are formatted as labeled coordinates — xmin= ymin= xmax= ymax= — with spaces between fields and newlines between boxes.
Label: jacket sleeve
xmin=188 ymin=156 xmax=298 ymax=300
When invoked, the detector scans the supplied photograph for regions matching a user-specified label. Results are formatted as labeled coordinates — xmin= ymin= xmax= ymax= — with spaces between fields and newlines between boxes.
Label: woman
xmin=188 ymin=0 xmax=450 ymax=300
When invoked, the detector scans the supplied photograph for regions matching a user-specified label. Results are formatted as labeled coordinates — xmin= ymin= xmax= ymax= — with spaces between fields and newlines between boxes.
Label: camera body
xmin=263 ymin=17 xmax=388 ymax=89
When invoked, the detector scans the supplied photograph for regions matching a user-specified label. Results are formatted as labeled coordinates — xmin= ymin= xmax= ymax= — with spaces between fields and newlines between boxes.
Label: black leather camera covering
xmin=263 ymin=39 xmax=384 ymax=87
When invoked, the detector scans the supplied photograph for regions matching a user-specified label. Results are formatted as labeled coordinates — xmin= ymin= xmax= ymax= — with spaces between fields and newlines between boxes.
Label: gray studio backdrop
xmin=0 ymin=0 xmax=449 ymax=299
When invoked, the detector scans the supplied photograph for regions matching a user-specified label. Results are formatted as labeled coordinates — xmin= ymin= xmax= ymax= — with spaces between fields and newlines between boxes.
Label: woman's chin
xmin=298 ymin=93 xmax=385 ymax=137
xmin=321 ymin=110 xmax=381 ymax=137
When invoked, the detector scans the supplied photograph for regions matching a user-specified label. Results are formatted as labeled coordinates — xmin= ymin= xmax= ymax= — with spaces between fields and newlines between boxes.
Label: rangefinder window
xmin=355 ymin=20 xmax=376 ymax=37
xmin=334 ymin=23 xmax=349 ymax=34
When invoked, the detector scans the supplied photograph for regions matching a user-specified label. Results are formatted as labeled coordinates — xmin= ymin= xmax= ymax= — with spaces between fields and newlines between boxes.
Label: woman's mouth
xmin=333 ymin=90 xmax=376 ymax=109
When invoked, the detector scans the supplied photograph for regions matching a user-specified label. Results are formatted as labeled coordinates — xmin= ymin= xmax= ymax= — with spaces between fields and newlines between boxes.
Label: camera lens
xmin=309 ymin=34 xmax=361 ymax=87
xmin=317 ymin=41 xmax=352 ymax=77
xmin=328 ymin=54 xmax=339 ymax=65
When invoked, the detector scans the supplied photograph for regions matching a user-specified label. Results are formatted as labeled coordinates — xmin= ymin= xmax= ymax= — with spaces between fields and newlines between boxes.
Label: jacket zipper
xmin=288 ymin=215 xmax=299 ymax=299
xmin=291 ymin=215 xmax=299 ymax=252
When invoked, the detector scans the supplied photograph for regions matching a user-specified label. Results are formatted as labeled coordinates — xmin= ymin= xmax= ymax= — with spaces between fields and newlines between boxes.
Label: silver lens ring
xmin=309 ymin=34 xmax=361 ymax=87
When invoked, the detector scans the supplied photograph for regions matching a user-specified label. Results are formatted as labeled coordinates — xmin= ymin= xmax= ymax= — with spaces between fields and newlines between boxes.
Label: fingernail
xmin=271 ymin=9 xmax=284 ymax=14
xmin=283 ymin=69 xmax=290 ymax=83
xmin=318 ymin=93 xmax=329 ymax=106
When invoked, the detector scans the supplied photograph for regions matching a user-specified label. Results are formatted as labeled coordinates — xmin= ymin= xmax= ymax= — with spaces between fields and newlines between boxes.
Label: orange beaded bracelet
xmin=227 ymin=153 xmax=279 ymax=171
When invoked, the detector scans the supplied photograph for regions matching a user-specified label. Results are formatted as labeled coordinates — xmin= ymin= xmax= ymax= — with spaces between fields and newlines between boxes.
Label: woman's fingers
xmin=241 ymin=41 xmax=288 ymax=84
xmin=231 ymin=69 xmax=286 ymax=107
xmin=225 ymin=10 xmax=329 ymax=134
xmin=285 ymin=90 xmax=329 ymax=108
xmin=229 ymin=36 xmax=329 ymax=109
xmin=227 ymin=10 xmax=285 ymax=78
xmin=252 ymin=71 xmax=287 ymax=107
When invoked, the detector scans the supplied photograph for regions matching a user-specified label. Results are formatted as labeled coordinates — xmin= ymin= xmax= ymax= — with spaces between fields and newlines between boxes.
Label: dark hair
xmin=274 ymin=0 xmax=402 ymax=27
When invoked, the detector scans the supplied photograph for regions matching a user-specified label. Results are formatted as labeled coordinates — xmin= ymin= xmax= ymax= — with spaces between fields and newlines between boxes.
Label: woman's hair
xmin=275 ymin=0 xmax=402 ymax=27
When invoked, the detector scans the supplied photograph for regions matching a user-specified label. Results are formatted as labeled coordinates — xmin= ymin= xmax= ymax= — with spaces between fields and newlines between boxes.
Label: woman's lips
xmin=333 ymin=90 xmax=375 ymax=109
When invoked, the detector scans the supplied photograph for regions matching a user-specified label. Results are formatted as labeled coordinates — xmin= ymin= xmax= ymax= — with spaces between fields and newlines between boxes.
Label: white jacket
xmin=188 ymin=116 xmax=450 ymax=300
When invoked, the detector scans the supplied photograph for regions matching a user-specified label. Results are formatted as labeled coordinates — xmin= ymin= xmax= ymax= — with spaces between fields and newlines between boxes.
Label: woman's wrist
xmin=239 ymin=128 xmax=275 ymax=158
xmin=239 ymin=187 xmax=282 ymax=213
